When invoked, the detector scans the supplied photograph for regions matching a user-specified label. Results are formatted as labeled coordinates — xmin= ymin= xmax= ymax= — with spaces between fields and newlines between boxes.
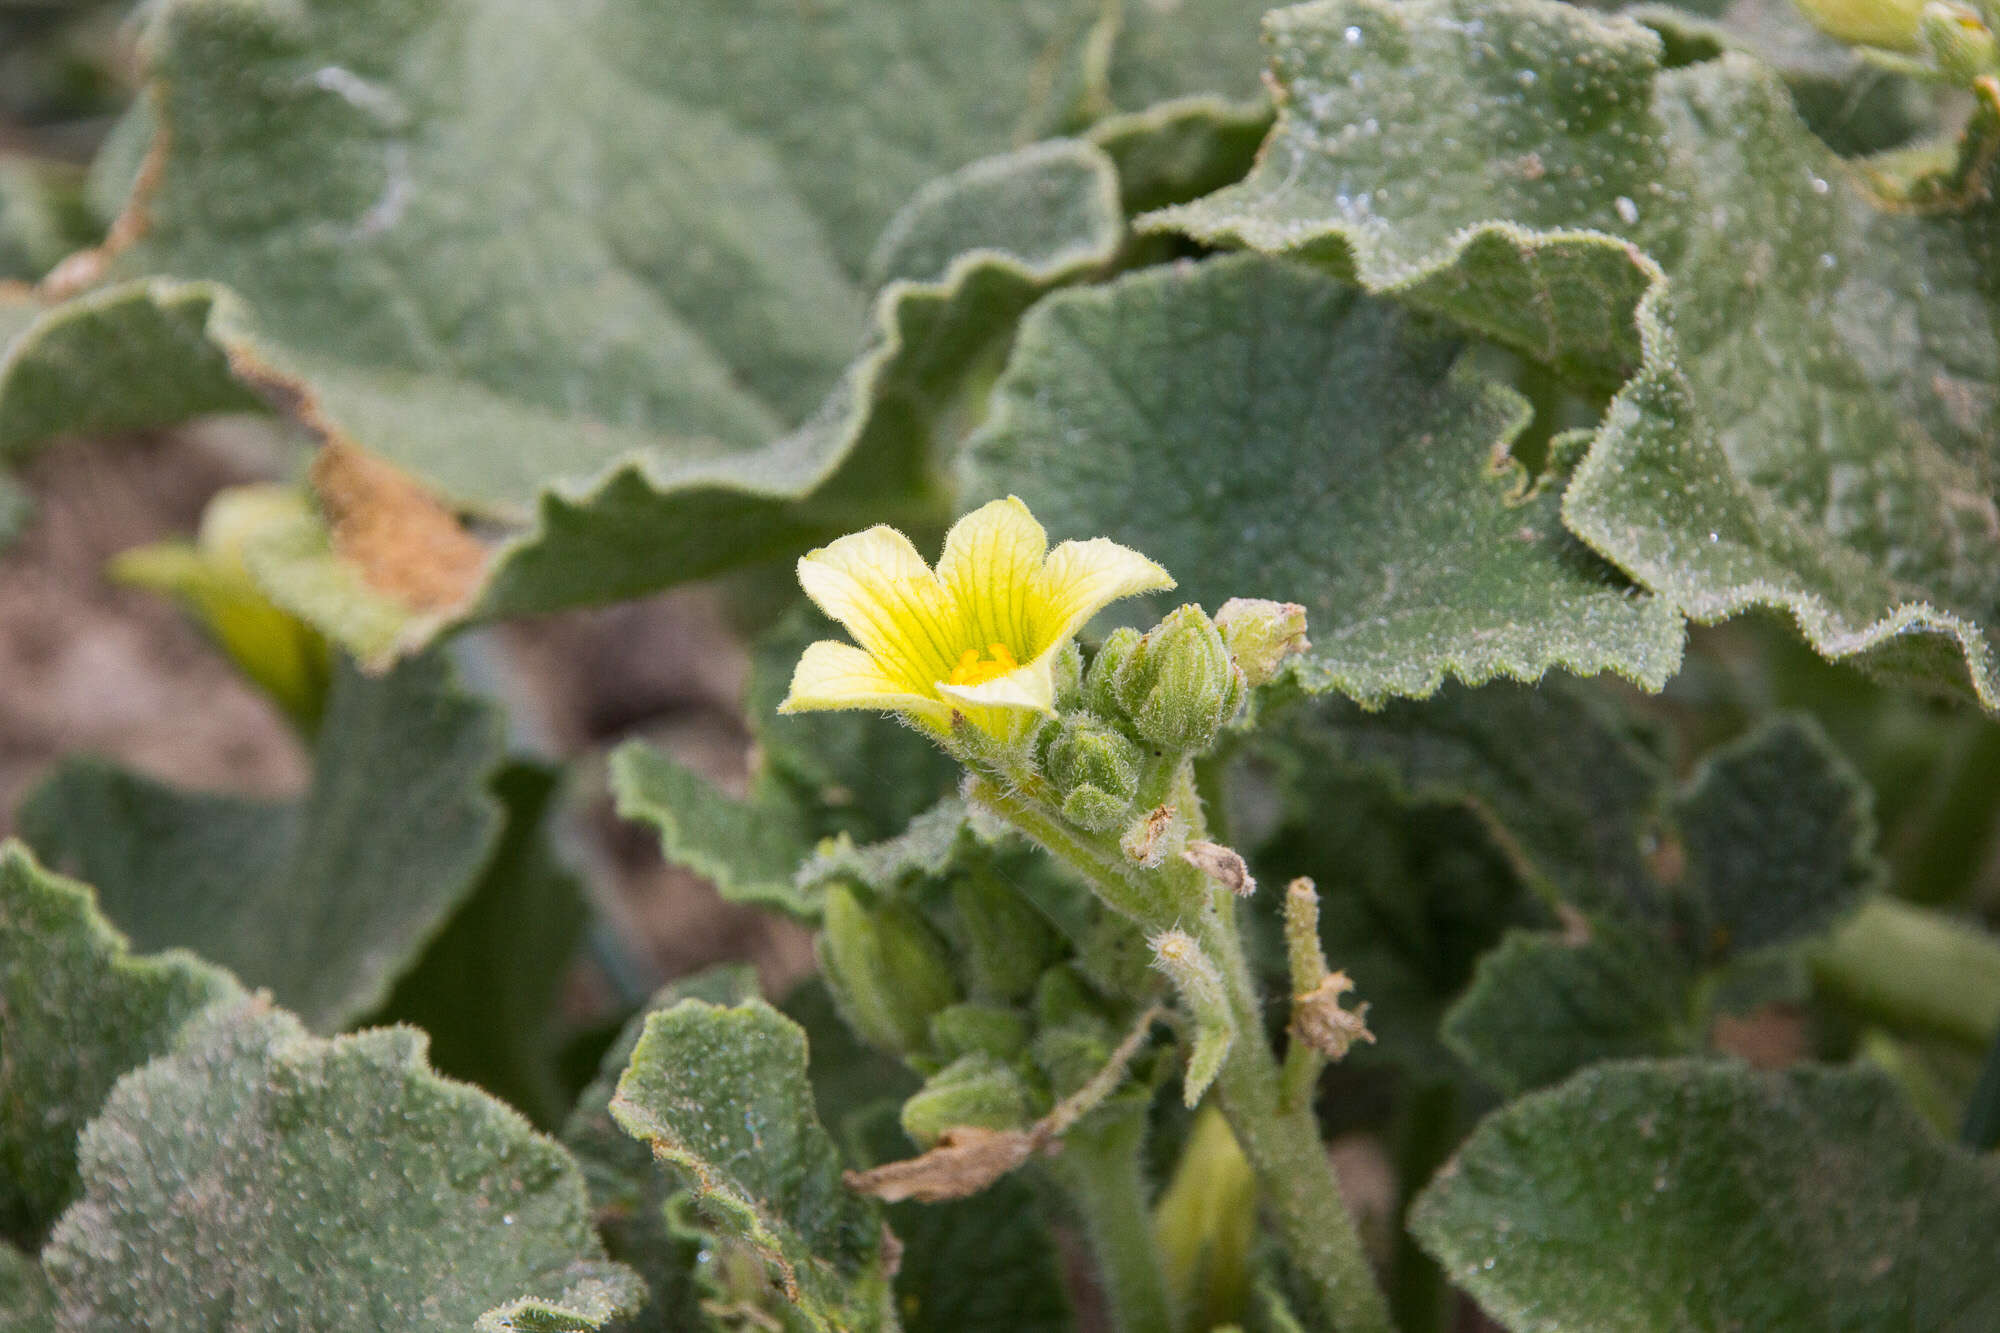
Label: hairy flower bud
xmin=820 ymin=885 xmax=959 ymax=1055
xmin=1212 ymin=598 xmax=1310 ymax=687
xmin=1041 ymin=712 xmax=1144 ymax=832
xmin=928 ymin=1002 xmax=1031 ymax=1062
xmin=1920 ymin=1 xmax=1998 ymax=82
xmin=1051 ymin=640 xmax=1085 ymax=710
xmin=900 ymin=1053 xmax=1036 ymax=1148
xmin=951 ymin=873 xmax=1065 ymax=1002
xmin=1790 ymin=0 xmax=1925 ymax=50
xmin=1083 ymin=626 xmax=1143 ymax=718
xmin=1113 ymin=605 xmax=1245 ymax=756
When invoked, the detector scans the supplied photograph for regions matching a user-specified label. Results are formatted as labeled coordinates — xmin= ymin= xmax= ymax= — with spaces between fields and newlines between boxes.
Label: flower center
xmin=947 ymin=642 xmax=1020 ymax=687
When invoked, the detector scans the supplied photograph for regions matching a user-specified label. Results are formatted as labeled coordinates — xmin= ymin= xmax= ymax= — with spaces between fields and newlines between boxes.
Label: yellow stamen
xmin=947 ymin=642 xmax=1020 ymax=687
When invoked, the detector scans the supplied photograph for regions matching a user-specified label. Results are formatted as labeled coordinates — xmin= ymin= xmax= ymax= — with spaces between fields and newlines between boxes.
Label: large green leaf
xmin=42 ymin=1001 xmax=642 ymax=1331
xmin=609 ymin=999 xmax=894 ymax=1332
xmin=962 ymin=253 xmax=1683 ymax=704
xmin=0 ymin=0 xmax=1276 ymax=651
xmin=1152 ymin=0 xmax=2000 ymax=709
xmin=0 ymin=842 xmax=242 ymax=1249
xmin=1413 ymin=1061 xmax=2000 ymax=1331
xmin=18 ymin=650 xmax=506 ymax=1030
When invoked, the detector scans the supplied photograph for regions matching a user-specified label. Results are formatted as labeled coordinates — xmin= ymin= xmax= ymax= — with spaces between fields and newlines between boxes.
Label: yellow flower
xmin=780 ymin=497 xmax=1174 ymax=736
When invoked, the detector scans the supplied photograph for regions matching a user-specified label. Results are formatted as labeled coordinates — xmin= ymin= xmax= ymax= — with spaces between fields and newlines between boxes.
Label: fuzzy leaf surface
xmin=1413 ymin=1061 xmax=2000 ymax=1331
xmin=963 ymin=252 xmax=1683 ymax=705
xmin=609 ymin=999 xmax=892 ymax=1331
xmin=0 ymin=842 xmax=242 ymax=1248
xmin=0 ymin=0 xmax=1174 ymax=647
xmin=1153 ymin=0 xmax=2000 ymax=708
xmin=18 ymin=651 xmax=505 ymax=1029
xmin=43 ymin=1002 xmax=641 ymax=1331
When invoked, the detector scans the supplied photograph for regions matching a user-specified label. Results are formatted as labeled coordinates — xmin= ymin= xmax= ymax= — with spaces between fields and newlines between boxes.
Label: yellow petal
xmin=934 ymin=496 xmax=1047 ymax=658
xmin=780 ymin=640 xmax=954 ymax=728
xmin=936 ymin=655 xmax=1058 ymax=717
xmin=1032 ymin=537 xmax=1176 ymax=651
xmin=796 ymin=525 xmax=964 ymax=689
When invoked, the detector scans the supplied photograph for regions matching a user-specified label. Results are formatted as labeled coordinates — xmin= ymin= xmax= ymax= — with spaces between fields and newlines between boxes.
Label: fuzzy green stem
xmin=1204 ymin=896 xmax=1396 ymax=1333
xmin=1812 ymin=897 xmax=2000 ymax=1048
xmin=973 ymin=765 xmax=1395 ymax=1332
xmin=1055 ymin=1107 xmax=1181 ymax=1333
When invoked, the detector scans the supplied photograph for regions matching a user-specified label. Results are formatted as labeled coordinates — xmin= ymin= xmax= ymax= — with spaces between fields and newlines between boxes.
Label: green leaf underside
xmin=609 ymin=999 xmax=891 ymax=1331
xmin=1442 ymin=925 xmax=1688 ymax=1098
xmin=560 ymin=966 xmax=762 ymax=1333
xmin=962 ymin=252 xmax=1683 ymax=706
xmin=1413 ymin=1061 xmax=2000 ymax=1331
xmin=366 ymin=763 xmax=585 ymax=1129
xmin=19 ymin=651 xmax=505 ymax=1030
xmin=0 ymin=843 xmax=243 ymax=1250
xmin=1150 ymin=0 xmax=2000 ymax=709
xmin=0 ymin=0 xmax=1284 ymax=646
xmin=43 ymin=1001 xmax=640 ymax=1331
xmin=609 ymin=740 xmax=819 ymax=919
xmin=1302 ymin=685 xmax=1881 ymax=939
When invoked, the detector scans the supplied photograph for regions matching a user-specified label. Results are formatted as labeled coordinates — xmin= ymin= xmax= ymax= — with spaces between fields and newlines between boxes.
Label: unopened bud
xmin=900 ymin=1053 xmax=1035 ymax=1148
xmin=1084 ymin=626 xmax=1143 ymax=717
xmin=1212 ymin=598 xmax=1309 ymax=687
xmin=1051 ymin=640 xmax=1085 ymax=710
xmin=951 ymin=873 xmax=1064 ymax=1002
xmin=1292 ymin=970 xmax=1374 ymax=1061
xmin=928 ymin=1002 xmax=1030 ymax=1062
xmin=1041 ymin=712 xmax=1144 ymax=832
xmin=1151 ymin=929 xmax=1235 ymax=1105
xmin=1920 ymin=1 xmax=1998 ymax=82
xmin=820 ymin=885 xmax=960 ymax=1054
xmin=1114 ymin=605 xmax=1244 ymax=756
xmin=1790 ymin=0 xmax=1925 ymax=50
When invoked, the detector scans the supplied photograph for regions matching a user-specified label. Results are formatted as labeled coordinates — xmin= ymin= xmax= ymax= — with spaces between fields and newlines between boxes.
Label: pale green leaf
xmin=0 ymin=842 xmax=242 ymax=1249
xmin=1413 ymin=1061 xmax=2000 ymax=1331
xmin=0 ymin=1243 xmax=53 ymax=1331
xmin=1150 ymin=0 xmax=2000 ymax=709
xmin=0 ymin=0 xmax=1147 ymax=651
xmin=18 ymin=650 xmax=506 ymax=1029
xmin=561 ymin=967 xmax=762 ymax=1333
xmin=0 ymin=156 xmax=91 ymax=284
xmin=43 ymin=1002 xmax=642 ymax=1331
xmin=962 ymin=253 xmax=1684 ymax=705
xmin=609 ymin=999 xmax=893 ymax=1332
xmin=609 ymin=740 xmax=817 ymax=919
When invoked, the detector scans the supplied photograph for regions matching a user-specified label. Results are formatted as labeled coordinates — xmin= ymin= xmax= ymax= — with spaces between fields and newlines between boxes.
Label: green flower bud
xmin=900 ymin=1053 xmax=1035 ymax=1148
xmin=1113 ymin=605 xmax=1245 ymax=756
xmin=951 ymin=871 xmax=1065 ymax=1002
xmin=1921 ymin=1 xmax=1998 ymax=82
xmin=1034 ymin=963 xmax=1113 ymax=1033
xmin=1033 ymin=1022 xmax=1117 ymax=1100
xmin=1052 ymin=639 xmax=1085 ymax=710
xmin=1790 ymin=0 xmax=1926 ymax=50
xmin=1212 ymin=597 xmax=1310 ymax=687
xmin=820 ymin=885 xmax=960 ymax=1054
xmin=928 ymin=1002 xmax=1031 ymax=1062
xmin=1040 ymin=711 xmax=1144 ymax=832
xmin=1083 ymin=626 xmax=1143 ymax=717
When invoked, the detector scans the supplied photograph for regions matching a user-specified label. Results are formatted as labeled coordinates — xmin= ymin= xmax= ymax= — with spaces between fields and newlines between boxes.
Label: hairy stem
xmin=1204 ymin=893 xmax=1396 ymax=1333
xmin=1054 ymin=1106 xmax=1180 ymax=1333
